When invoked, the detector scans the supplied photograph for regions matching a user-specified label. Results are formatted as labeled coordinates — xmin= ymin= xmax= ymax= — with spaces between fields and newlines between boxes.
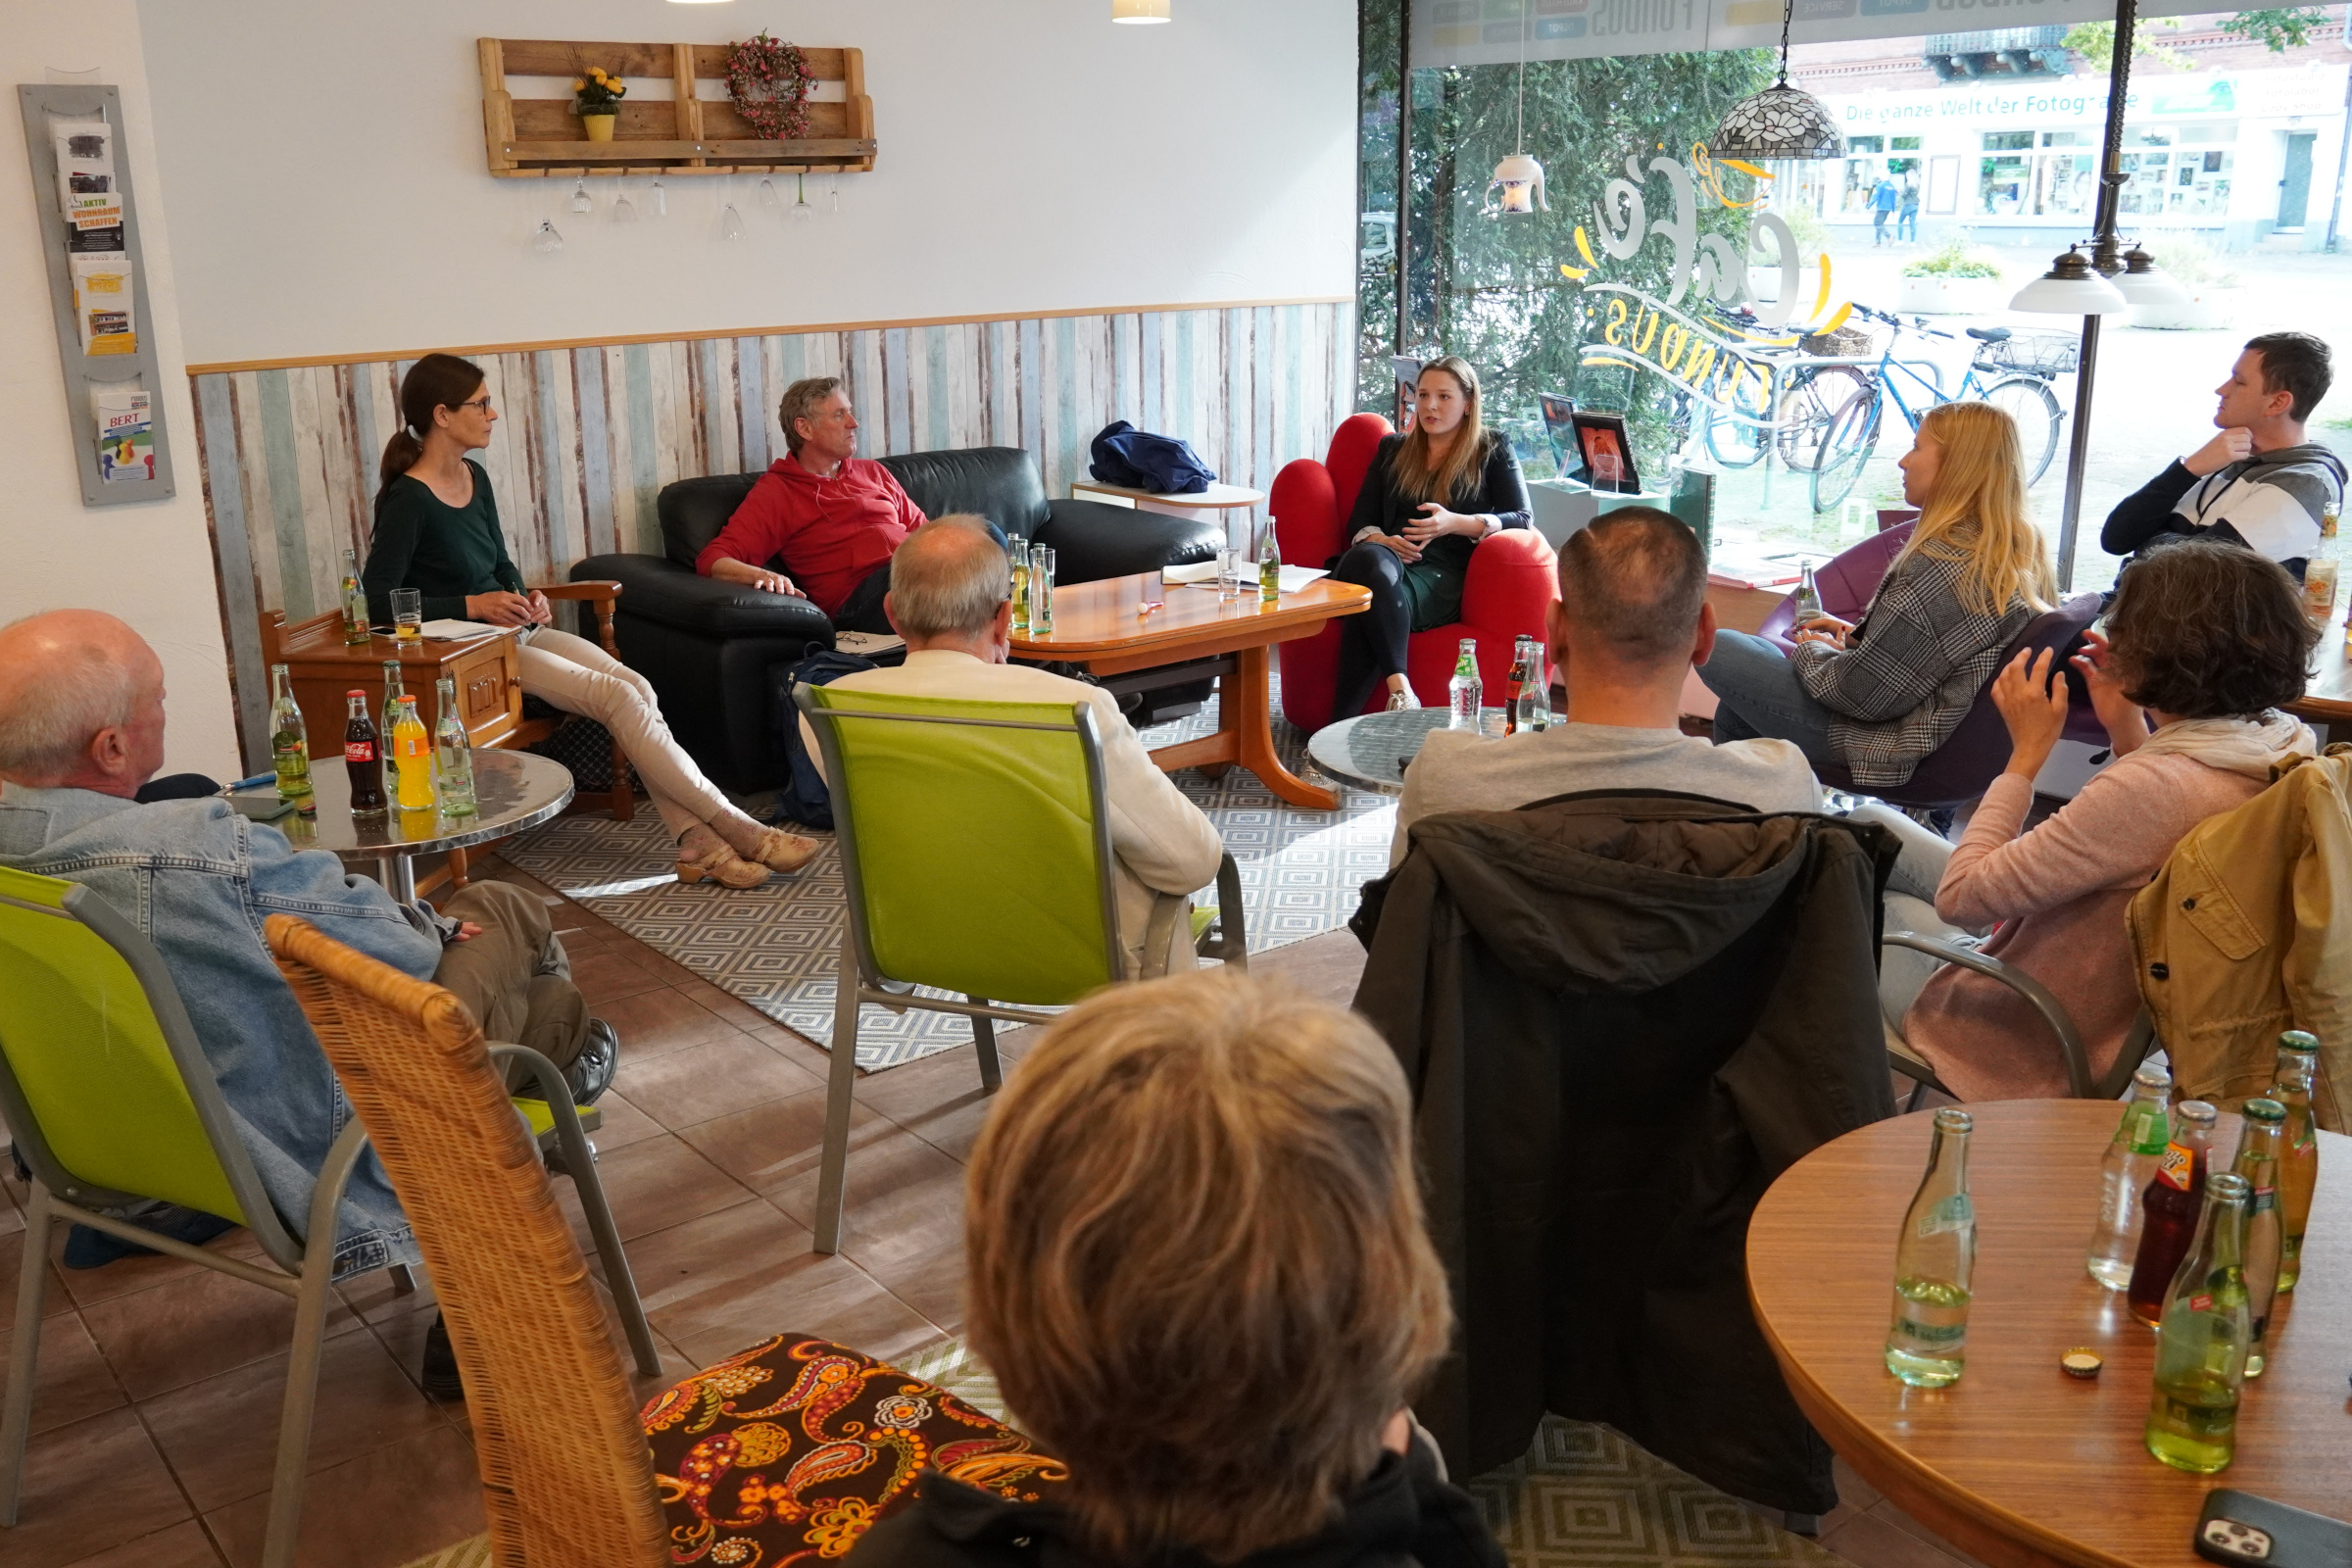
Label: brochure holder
xmin=16 ymin=84 xmax=175 ymax=508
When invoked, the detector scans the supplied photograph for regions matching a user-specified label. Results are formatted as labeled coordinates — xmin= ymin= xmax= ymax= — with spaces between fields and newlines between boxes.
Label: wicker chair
xmin=264 ymin=913 xmax=1067 ymax=1566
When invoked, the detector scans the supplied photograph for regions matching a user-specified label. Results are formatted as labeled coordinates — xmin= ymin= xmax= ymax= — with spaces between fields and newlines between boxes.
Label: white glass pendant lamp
xmin=2009 ymin=246 xmax=2129 ymax=315
xmin=1113 ymin=0 xmax=1171 ymax=21
xmin=2110 ymin=243 xmax=2189 ymax=307
xmin=1486 ymin=12 xmax=1546 ymax=213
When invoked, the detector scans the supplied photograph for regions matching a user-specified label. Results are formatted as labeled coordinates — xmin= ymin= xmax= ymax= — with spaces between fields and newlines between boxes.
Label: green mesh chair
xmin=797 ymin=686 xmax=1244 ymax=1253
xmin=0 ymin=863 xmax=657 ymax=1568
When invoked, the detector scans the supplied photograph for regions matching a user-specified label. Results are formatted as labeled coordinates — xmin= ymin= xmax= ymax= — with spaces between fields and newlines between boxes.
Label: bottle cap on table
xmin=2059 ymin=1349 xmax=2101 ymax=1379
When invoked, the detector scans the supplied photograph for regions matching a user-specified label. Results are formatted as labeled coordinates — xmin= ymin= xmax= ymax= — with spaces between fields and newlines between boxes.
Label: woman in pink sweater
xmin=1878 ymin=539 xmax=2319 ymax=1100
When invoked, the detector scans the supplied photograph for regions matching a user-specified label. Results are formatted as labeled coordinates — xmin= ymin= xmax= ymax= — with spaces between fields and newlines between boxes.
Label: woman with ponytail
xmin=364 ymin=353 xmax=815 ymax=888
xmin=1697 ymin=399 xmax=2057 ymax=791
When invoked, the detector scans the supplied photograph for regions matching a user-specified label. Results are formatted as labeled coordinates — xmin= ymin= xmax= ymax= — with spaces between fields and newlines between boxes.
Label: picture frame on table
xmin=1540 ymin=394 xmax=1583 ymax=482
xmin=1570 ymin=411 xmax=1640 ymax=494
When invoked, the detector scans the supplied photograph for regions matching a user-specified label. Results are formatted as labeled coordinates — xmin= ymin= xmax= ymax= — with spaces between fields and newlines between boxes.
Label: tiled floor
xmin=0 ymin=858 xmax=1985 ymax=1568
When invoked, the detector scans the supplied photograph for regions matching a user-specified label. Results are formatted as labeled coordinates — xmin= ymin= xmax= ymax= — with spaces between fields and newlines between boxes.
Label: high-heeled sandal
xmin=675 ymin=829 xmax=770 ymax=889
xmin=748 ymin=826 xmax=820 ymax=874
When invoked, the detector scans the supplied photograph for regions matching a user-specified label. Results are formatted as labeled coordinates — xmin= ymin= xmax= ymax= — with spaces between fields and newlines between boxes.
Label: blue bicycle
xmin=1810 ymin=305 xmax=2071 ymax=513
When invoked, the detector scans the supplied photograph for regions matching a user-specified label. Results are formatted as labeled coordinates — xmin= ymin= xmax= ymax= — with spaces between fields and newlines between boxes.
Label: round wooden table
xmin=1749 ymin=1100 xmax=2349 ymax=1568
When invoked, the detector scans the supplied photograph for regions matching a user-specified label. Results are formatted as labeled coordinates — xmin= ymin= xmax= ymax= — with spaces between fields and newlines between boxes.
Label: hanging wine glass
xmin=829 ymin=173 xmax=841 ymax=213
xmin=532 ymin=219 xmax=564 ymax=253
xmin=568 ymin=176 xmax=593 ymax=215
xmin=757 ymin=174 xmax=781 ymax=211
xmin=791 ymin=172 xmax=815 ymax=223
xmin=649 ymin=176 xmax=667 ymax=218
xmin=612 ymin=182 xmax=638 ymax=222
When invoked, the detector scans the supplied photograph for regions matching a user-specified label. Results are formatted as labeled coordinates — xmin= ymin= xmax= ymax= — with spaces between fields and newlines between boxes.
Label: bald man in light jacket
xmin=803 ymin=516 xmax=1225 ymax=978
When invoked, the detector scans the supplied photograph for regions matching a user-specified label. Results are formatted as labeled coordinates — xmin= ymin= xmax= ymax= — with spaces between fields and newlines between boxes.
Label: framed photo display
xmin=1570 ymin=411 xmax=1640 ymax=495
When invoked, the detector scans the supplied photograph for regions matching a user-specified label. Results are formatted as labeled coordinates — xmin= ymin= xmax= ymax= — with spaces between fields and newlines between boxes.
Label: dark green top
xmin=363 ymin=459 xmax=523 ymax=623
xmin=1344 ymin=432 xmax=1532 ymax=630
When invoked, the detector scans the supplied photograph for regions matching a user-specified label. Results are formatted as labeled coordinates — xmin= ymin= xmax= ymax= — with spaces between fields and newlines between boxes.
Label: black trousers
xmin=831 ymin=563 xmax=895 ymax=635
xmin=1328 ymin=541 xmax=1413 ymax=725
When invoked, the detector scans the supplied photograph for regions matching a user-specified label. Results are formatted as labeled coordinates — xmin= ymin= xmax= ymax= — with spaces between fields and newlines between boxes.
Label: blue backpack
xmin=1089 ymin=420 xmax=1216 ymax=495
xmin=767 ymin=648 xmax=879 ymax=830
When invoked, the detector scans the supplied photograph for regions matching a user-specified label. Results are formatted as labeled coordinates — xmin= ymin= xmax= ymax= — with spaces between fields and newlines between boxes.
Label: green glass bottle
xmin=432 ymin=675 xmax=476 ymax=818
xmin=1257 ymin=527 xmax=1281 ymax=605
xmin=1885 ymin=1106 xmax=1976 ymax=1388
xmin=2270 ymin=1031 xmax=2321 ymax=1293
xmin=2086 ymin=1063 xmax=2173 ymax=1290
xmin=268 ymin=663 xmax=314 ymax=814
xmin=340 ymin=548 xmax=370 ymax=647
xmin=2145 ymin=1172 xmax=2252 ymax=1474
xmin=2232 ymin=1100 xmax=2285 ymax=1379
xmin=1009 ymin=540 xmax=1030 ymax=636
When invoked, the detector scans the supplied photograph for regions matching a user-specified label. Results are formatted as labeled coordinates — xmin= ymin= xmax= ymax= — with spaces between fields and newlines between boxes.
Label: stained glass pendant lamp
xmin=1711 ymin=0 xmax=1839 ymax=162
xmin=1486 ymin=13 xmax=1546 ymax=213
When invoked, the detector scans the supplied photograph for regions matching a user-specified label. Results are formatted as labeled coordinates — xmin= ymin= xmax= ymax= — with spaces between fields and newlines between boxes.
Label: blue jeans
xmin=1698 ymin=630 xmax=1841 ymax=768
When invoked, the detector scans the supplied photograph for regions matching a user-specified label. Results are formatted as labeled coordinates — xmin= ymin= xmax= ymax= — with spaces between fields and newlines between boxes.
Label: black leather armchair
xmin=572 ymin=445 xmax=1224 ymax=791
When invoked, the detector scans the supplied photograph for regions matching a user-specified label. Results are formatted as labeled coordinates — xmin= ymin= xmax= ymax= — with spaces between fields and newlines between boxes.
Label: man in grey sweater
xmin=1392 ymin=509 xmax=1820 ymax=865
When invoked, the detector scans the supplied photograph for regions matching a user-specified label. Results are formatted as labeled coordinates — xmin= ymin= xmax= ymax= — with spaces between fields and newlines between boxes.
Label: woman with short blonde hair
xmin=850 ymin=971 xmax=1497 ymax=1568
xmin=1698 ymin=399 xmax=2058 ymax=791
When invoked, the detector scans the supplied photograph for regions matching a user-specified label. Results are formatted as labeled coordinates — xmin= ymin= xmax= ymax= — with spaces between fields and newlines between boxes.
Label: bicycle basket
xmin=1972 ymin=332 xmax=2080 ymax=377
xmin=1799 ymin=323 xmax=1877 ymax=358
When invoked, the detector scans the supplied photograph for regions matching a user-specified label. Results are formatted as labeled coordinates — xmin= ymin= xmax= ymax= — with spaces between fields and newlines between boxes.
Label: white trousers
xmin=516 ymin=627 xmax=756 ymax=844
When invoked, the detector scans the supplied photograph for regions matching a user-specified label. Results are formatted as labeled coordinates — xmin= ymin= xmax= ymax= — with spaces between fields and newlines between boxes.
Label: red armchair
xmin=1270 ymin=413 xmax=1560 ymax=731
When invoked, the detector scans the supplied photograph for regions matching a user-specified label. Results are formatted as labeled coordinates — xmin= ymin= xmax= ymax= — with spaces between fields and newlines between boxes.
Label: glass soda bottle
xmin=1793 ymin=561 xmax=1824 ymax=622
xmin=340 ymin=548 xmax=370 ymax=648
xmin=1503 ymin=639 xmax=1530 ymax=734
xmin=2270 ymin=1031 xmax=2321 ymax=1293
xmin=268 ymin=664 xmax=314 ymax=813
xmin=392 ymin=695 xmax=434 ymax=811
xmin=432 ymin=675 xmax=476 ymax=817
xmin=1257 ymin=527 xmax=1281 ymax=606
xmin=379 ymin=661 xmax=408 ymax=807
xmin=1885 ymin=1106 xmax=1976 ymax=1388
xmin=2232 ymin=1099 xmax=2286 ymax=1378
xmin=2145 ymin=1172 xmax=2253 ymax=1474
xmin=1447 ymin=638 xmax=1483 ymax=731
xmin=1522 ymin=640 xmax=1551 ymax=731
xmin=342 ymin=689 xmax=385 ymax=816
xmin=2128 ymin=1100 xmax=2219 ymax=1325
xmin=2085 ymin=1064 xmax=2173 ymax=1290
xmin=1009 ymin=540 xmax=1030 ymax=636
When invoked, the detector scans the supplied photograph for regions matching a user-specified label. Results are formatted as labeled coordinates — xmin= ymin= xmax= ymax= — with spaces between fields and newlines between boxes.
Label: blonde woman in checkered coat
xmin=1697 ymin=401 xmax=2057 ymax=791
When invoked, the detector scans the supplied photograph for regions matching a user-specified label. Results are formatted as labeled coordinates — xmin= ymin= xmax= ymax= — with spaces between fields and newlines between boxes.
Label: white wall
xmin=137 ymin=0 xmax=1359 ymax=368
xmin=0 ymin=1 xmax=240 ymax=779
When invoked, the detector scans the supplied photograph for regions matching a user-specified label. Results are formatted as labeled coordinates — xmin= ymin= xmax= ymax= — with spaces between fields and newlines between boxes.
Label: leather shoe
xmin=420 ymin=1312 xmax=464 ymax=1401
xmin=565 ymin=1018 xmax=618 ymax=1106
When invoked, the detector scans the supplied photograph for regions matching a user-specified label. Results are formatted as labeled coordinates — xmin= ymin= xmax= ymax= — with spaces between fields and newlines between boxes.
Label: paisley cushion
xmin=641 ymin=1333 xmax=1068 ymax=1565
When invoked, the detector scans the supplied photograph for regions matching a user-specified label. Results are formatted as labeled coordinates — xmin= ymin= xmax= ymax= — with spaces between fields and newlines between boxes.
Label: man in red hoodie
xmin=696 ymin=376 xmax=926 ymax=632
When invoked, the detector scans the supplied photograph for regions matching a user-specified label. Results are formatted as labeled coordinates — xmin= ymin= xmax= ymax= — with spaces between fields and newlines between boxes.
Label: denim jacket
xmin=0 ymin=784 xmax=442 ymax=1277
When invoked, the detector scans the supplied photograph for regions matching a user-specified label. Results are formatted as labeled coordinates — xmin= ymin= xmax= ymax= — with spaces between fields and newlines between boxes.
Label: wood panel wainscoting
xmin=190 ymin=298 xmax=1356 ymax=765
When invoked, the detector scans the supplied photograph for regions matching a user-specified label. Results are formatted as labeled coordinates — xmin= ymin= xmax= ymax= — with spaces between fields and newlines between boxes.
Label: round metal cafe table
xmin=1305 ymin=707 xmax=1509 ymax=795
xmin=227 ymin=750 xmax=572 ymax=903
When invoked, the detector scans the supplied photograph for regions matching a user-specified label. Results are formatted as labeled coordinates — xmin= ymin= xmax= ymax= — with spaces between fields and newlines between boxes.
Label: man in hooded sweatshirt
xmin=2101 ymin=331 xmax=2345 ymax=582
xmin=697 ymin=375 xmax=926 ymax=633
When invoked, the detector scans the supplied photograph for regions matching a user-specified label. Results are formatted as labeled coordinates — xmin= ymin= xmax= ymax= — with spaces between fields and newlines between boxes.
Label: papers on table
xmin=1272 ymin=564 xmax=1331 ymax=593
xmin=1163 ymin=561 xmax=1220 ymax=584
xmin=833 ymin=631 xmax=906 ymax=657
xmin=418 ymin=618 xmax=507 ymax=640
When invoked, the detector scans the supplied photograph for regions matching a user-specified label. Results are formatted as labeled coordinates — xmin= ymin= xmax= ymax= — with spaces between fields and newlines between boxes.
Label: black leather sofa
xmin=570 ymin=445 xmax=1224 ymax=791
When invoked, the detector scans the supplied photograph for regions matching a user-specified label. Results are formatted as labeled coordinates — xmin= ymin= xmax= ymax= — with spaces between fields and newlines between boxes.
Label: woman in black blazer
xmin=1329 ymin=356 xmax=1531 ymax=722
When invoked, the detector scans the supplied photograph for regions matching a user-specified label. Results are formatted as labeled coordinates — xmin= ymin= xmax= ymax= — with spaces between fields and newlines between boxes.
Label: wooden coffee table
xmin=1748 ymin=1100 xmax=2349 ymax=1568
xmin=1011 ymin=572 xmax=1370 ymax=809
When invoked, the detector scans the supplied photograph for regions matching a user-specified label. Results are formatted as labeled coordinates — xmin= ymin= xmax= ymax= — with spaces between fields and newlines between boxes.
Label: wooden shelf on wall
xmin=479 ymin=38 xmax=875 ymax=177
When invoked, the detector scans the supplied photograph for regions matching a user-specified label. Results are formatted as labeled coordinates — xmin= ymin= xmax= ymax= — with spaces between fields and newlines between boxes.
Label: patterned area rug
xmin=499 ymin=682 xmax=1399 ymax=1070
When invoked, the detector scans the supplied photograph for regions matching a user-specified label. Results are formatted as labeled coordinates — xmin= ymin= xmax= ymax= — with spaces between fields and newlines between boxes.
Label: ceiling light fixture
xmin=1485 ymin=10 xmax=1545 ymax=214
xmin=1710 ymin=0 xmax=1839 ymax=162
xmin=2008 ymin=245 xmax=2130 ymax=315
xmin=1112 ymin=0 xmax=1171 ymax=22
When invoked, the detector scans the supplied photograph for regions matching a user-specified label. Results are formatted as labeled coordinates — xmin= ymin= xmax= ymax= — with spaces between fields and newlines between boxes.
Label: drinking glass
xmin=612 ymin=184 xmax=638 ymax=222
xmin=568 ymin=176 xmax=593 ymax=216
xmin=1029 ymin=546 xmax=1054 ymax=635
xmin=792 ymin=172 xmax=816 ymax=223
xmin=1217 ymin=547 xmax=1243 ymax=600
xmin=391 ymin=589 xmax=423 ymax=642
xmin=531 ymin=219 xmax=564 ymax=254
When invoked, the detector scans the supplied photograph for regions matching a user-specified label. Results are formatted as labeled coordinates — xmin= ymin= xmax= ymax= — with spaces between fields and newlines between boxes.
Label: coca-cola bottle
xmin=343 ymin=690 xmax=386 ymax=816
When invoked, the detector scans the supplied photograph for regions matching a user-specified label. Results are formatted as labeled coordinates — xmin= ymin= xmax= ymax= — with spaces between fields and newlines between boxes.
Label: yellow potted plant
xmin=573 ymin=67 xmax=626 ymax=142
